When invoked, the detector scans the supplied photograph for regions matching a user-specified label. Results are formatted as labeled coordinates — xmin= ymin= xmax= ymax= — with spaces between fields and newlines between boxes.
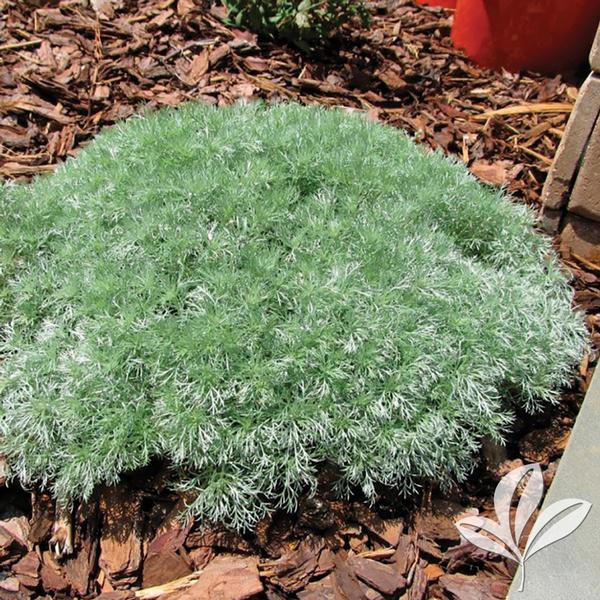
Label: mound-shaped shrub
xmin=0 ymin=103 xmax=585 ymax=529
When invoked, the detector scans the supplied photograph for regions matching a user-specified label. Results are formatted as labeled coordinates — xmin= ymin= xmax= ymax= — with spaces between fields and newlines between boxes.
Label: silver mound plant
xmin=0 ymin=103 xmax=586 ymax=529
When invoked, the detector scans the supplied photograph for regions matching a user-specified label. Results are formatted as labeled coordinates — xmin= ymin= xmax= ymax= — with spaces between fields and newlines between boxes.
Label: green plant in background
xmin=0 ymin=103 xmax=586 ymax=530
xmin=221 ymin=0 xmax=369 ymax=50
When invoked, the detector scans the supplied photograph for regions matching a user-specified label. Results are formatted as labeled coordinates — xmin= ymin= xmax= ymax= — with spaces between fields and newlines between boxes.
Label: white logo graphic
xmin=455 ymin=463 xmax=591 ymax=592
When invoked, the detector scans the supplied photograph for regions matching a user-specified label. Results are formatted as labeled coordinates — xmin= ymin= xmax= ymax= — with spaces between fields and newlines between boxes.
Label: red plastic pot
xmin=451 ymin=0 xmax=600 ymax=73
xmin=417 ymin=0 xmax=600 ymax=74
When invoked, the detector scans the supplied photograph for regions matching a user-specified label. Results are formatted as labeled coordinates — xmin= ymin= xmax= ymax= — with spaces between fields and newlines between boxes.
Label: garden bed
xmin=1 ymin=1 xmax=600 ymax=599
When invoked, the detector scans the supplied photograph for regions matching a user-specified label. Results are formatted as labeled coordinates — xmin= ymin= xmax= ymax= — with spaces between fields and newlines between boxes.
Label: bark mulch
xmin=1 ymin=0 xmax=599 ymax=598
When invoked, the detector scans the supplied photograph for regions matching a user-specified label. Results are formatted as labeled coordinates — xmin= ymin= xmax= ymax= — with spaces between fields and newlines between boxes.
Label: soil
xmin=1 ymin=1 xmax=599 ymax=598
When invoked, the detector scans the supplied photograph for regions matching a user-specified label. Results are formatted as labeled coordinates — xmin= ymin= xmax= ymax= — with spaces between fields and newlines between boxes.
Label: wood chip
xmin=472 ymin=102 xmax=573 ymax=120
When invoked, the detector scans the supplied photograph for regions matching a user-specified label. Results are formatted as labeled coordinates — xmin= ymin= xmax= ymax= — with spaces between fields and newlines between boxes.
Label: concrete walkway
xmin=508 ymin=369 xmax=600 ymax=598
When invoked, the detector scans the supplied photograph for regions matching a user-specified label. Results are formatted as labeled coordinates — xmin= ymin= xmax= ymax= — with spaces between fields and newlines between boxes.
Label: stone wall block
xmin=568 ymin=116 xmax=600 ymax=221
xmin=541 ymin=74 xmax=600 ymax=209
xmin=539 ymin=207 xmax=563 ymax=235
